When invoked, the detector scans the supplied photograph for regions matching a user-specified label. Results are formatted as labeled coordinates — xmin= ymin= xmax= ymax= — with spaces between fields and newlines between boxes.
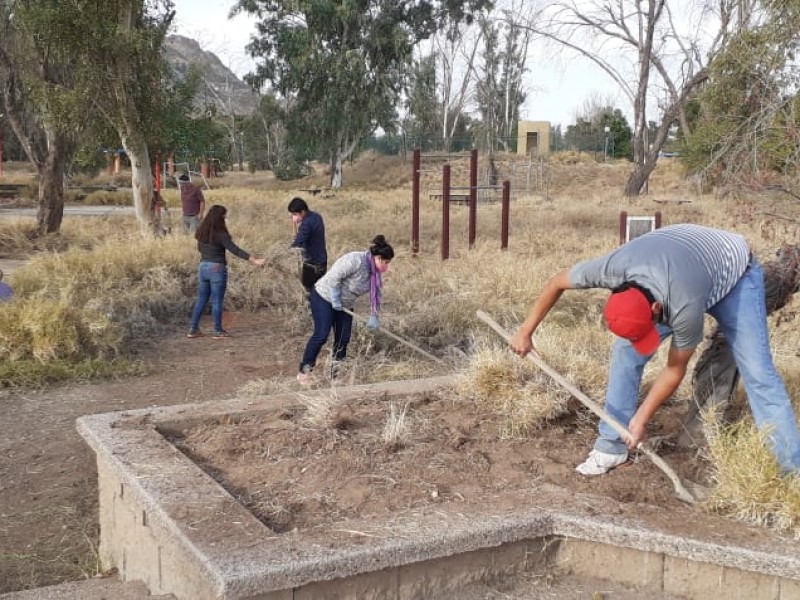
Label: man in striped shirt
xmin=509 ymin=224 xmax=800 ymax=477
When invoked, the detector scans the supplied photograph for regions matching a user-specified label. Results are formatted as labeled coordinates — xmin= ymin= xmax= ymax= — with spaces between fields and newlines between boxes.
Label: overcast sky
xmin=169 ymin=0 xmax=611 ymax=128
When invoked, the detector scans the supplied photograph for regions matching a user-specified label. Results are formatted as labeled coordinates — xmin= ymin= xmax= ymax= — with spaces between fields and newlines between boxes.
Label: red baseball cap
xmin=603 ymin=288 xmax=660 ymax=355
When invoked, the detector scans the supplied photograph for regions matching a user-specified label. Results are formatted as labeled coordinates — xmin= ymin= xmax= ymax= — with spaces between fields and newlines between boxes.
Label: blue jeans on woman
xmin=596 ymin=260 xmax=800 ymax=474
xmin=300 ymin=289 xmax=353 ymax=371
xmin=189 ymin=261 xmax=228 ymax=333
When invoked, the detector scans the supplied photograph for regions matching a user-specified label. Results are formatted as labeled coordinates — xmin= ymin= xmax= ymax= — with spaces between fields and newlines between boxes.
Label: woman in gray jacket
xmin=297 ymin=235 xmax=394 ymax=382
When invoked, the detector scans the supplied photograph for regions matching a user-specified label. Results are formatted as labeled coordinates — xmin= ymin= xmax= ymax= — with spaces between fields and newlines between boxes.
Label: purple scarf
xmin=364 ymin=251 xmax=382 ymax=315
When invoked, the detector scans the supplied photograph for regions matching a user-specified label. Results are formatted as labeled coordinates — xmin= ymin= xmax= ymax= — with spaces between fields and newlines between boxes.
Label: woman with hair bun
xmin=297 ymin=235 xmax=394 ymax=383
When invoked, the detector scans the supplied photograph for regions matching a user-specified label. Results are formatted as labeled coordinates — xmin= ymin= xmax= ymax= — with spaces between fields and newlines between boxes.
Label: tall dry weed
xmin=706 ymin=417 xmax=800 ymax=536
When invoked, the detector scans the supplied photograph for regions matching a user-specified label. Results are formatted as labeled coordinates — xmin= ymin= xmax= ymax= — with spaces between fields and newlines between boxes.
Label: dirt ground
xmin=0 ymin=313 xmax=304 ymax=593
xmin=0 ymin=307 xmax=760 ymax=597
xmin=166 ymin=385 xmax=706 ymax=537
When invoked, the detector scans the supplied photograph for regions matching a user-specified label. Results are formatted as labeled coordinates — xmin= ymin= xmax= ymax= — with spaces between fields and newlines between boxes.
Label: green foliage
xmin=234 ymin=0 xmax=492 ymax=183
xmin=680 ymin=24 xmax=800 ymax=185
xmin=406 ymin=54 xmax=440 ymax=143
xmin=241 ymin=92 xmax=288 ymax=171
xmin=565 ymin=108 xmax=632 ymax=159
xmin=80 ymin=190 xmax=133 ymax=206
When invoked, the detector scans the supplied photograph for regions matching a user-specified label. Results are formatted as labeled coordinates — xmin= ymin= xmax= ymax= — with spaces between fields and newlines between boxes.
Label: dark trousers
xmin=300 ymin=289 xmax=353 ymax=371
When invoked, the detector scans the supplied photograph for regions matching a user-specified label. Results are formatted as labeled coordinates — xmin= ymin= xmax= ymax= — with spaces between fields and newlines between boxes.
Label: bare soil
xmin=0 ymin=313 xmax=302 ymax=593
xmin=166 ymin=387 xmax=707 ymax=536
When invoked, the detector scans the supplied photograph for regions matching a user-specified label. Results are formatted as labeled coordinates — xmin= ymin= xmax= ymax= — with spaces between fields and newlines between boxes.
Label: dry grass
xmin=456 ymin=346 xmax=571 ymax=436
xmin=705 ymin=417 xmax=800 ymax=536
xmin=382 ymin=401 xmax=411 ymax=450
xmin=4 ymin=154 xmax=800 ymax=530
xmin=298 ymin=391 xmax=342 ymax=428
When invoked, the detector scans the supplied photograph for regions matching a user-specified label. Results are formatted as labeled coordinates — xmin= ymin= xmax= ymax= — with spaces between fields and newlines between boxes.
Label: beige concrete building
xmin=517 ymin=121 xmax=551 ymax=157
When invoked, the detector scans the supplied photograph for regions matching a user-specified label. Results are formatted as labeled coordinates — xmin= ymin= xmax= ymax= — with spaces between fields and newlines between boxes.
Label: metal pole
xmin=501 ymin=180 xmax=510 ymax=250
xmin=412 ymin=149 xmax=420 ymax=256
xmin=469 ymin=148 xmax=477 ymax=249
xmin=154 ymin=153 xmax=161 ymax=191
xmin=442 ymin=164 xmax=450 ymax=261
xmin=619 ymin=211 xmax=628 ymax=245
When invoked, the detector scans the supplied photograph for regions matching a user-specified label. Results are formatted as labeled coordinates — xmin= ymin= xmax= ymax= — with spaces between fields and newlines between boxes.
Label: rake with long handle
xmin=476 ymin=309 xmax=703 ymax=504
xmin=342 ymin=308 xmax=445 ymax=365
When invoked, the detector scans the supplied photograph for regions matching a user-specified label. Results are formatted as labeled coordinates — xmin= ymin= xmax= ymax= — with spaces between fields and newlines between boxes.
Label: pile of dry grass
xmin=456 ymin=346 xmax=571 ymax=436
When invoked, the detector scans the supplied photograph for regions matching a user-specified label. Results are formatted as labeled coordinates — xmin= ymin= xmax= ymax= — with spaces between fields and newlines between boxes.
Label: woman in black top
xmin=187 ymin=205 xmax=265 ymax=339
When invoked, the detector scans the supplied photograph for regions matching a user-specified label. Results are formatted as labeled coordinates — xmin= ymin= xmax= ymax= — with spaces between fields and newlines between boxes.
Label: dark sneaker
xmin=186 ymin=330 xmax=204 ymax=339
xmin=212 ymin=330 xmax=231 ymax=339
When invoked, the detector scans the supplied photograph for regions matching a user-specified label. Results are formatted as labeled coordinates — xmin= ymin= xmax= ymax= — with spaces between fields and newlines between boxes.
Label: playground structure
xmin=411 ymin=149 xmax=511 ymax=260
xmin=416 ymin=150 xmax=550 ymax=203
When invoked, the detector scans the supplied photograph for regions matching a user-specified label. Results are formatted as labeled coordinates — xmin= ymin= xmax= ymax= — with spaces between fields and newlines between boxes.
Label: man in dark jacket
xmin=179 ymin=173 xmax=205 ymax=233
xmin=288 ymin=197 xmax=328 ymax=295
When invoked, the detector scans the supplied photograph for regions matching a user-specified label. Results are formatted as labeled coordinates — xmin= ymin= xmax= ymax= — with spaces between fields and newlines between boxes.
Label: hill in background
xmin=164 ymin=35 xmax=260 ymax=117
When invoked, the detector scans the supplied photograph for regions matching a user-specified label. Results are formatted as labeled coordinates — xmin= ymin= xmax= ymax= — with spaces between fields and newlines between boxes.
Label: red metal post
xmin=442 ymin=164 xmax=450 ymax=261
xmin=412 ymin=149 xmax=420 ymax=256
xmin=154 ymin=152 xmax=162 ymax=192
xmin=655 ymin=211 xmax=662 ymax=229
xmin=619 ymin=211 xmax=628 ymax=245
xmin=501 ymin=180 xmax=510 ymax=250
xmin=469 ymin=148 xmax=477 ymax=249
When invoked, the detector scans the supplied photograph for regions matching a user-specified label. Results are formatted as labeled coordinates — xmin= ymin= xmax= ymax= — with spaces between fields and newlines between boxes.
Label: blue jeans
xmin=189 ymin=261 xmax=228 ymax=333
xmin=300 ymin=289 xmax=353 ymax=371
xmin=596 ymin=261 xmax=800 ymax=474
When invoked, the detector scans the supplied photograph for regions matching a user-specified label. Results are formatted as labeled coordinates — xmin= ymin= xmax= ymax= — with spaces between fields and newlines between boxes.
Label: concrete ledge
xmin=77 ymin=376 xmax=800 ymax=600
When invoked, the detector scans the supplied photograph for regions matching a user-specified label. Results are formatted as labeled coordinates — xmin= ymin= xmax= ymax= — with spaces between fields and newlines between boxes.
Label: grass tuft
xmin=706 ymin=417 xmax=800 ymax=536
xmin=457 ymin=346 xmax=571 ymax=436
xmin=382 ymin=402 xmax=410 ymax=450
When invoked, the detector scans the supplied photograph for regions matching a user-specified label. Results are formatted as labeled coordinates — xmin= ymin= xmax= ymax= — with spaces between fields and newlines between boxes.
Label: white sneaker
xmin=576 ymin=449 xmax=628 ymax=476
xmin=296 ymin=370 xmax=314 ymax=385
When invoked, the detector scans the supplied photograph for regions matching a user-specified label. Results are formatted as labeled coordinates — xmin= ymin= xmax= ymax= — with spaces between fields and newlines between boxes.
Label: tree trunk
xmin=121 ymin=132 xmax=152 ymax=231
xmin=329 ymin=136 xmax=360 ymax=190
xmin=624 ymin=150 xmax=658 ymax=196
xmin=330 ymin=154 xmax=343 ymax=189
xmin=36 ymin=128 xmax=71 ymax=235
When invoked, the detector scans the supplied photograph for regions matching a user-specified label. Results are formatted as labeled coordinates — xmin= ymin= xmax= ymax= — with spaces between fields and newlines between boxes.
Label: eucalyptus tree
xmin=85 ymin=0 xmax=174 ymax=230
xmin=432 ymin=17 xmax=483 ymax=152
xmin=0 ymin=0 xmax=174 ymax=233
xmin=0 ymin=0 xmax=87 ymax=233
xmin=405 ymin=54 xmax=440 ymax=149
xmin=234 ymin=0 xmax=492 ymax=188
xmin=474 ymin=4 xmax=532 ymax=154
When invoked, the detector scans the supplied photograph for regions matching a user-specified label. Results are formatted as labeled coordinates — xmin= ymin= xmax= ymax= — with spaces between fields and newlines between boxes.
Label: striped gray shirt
xmin=570 ymin=224 xmax=750 ymax=350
